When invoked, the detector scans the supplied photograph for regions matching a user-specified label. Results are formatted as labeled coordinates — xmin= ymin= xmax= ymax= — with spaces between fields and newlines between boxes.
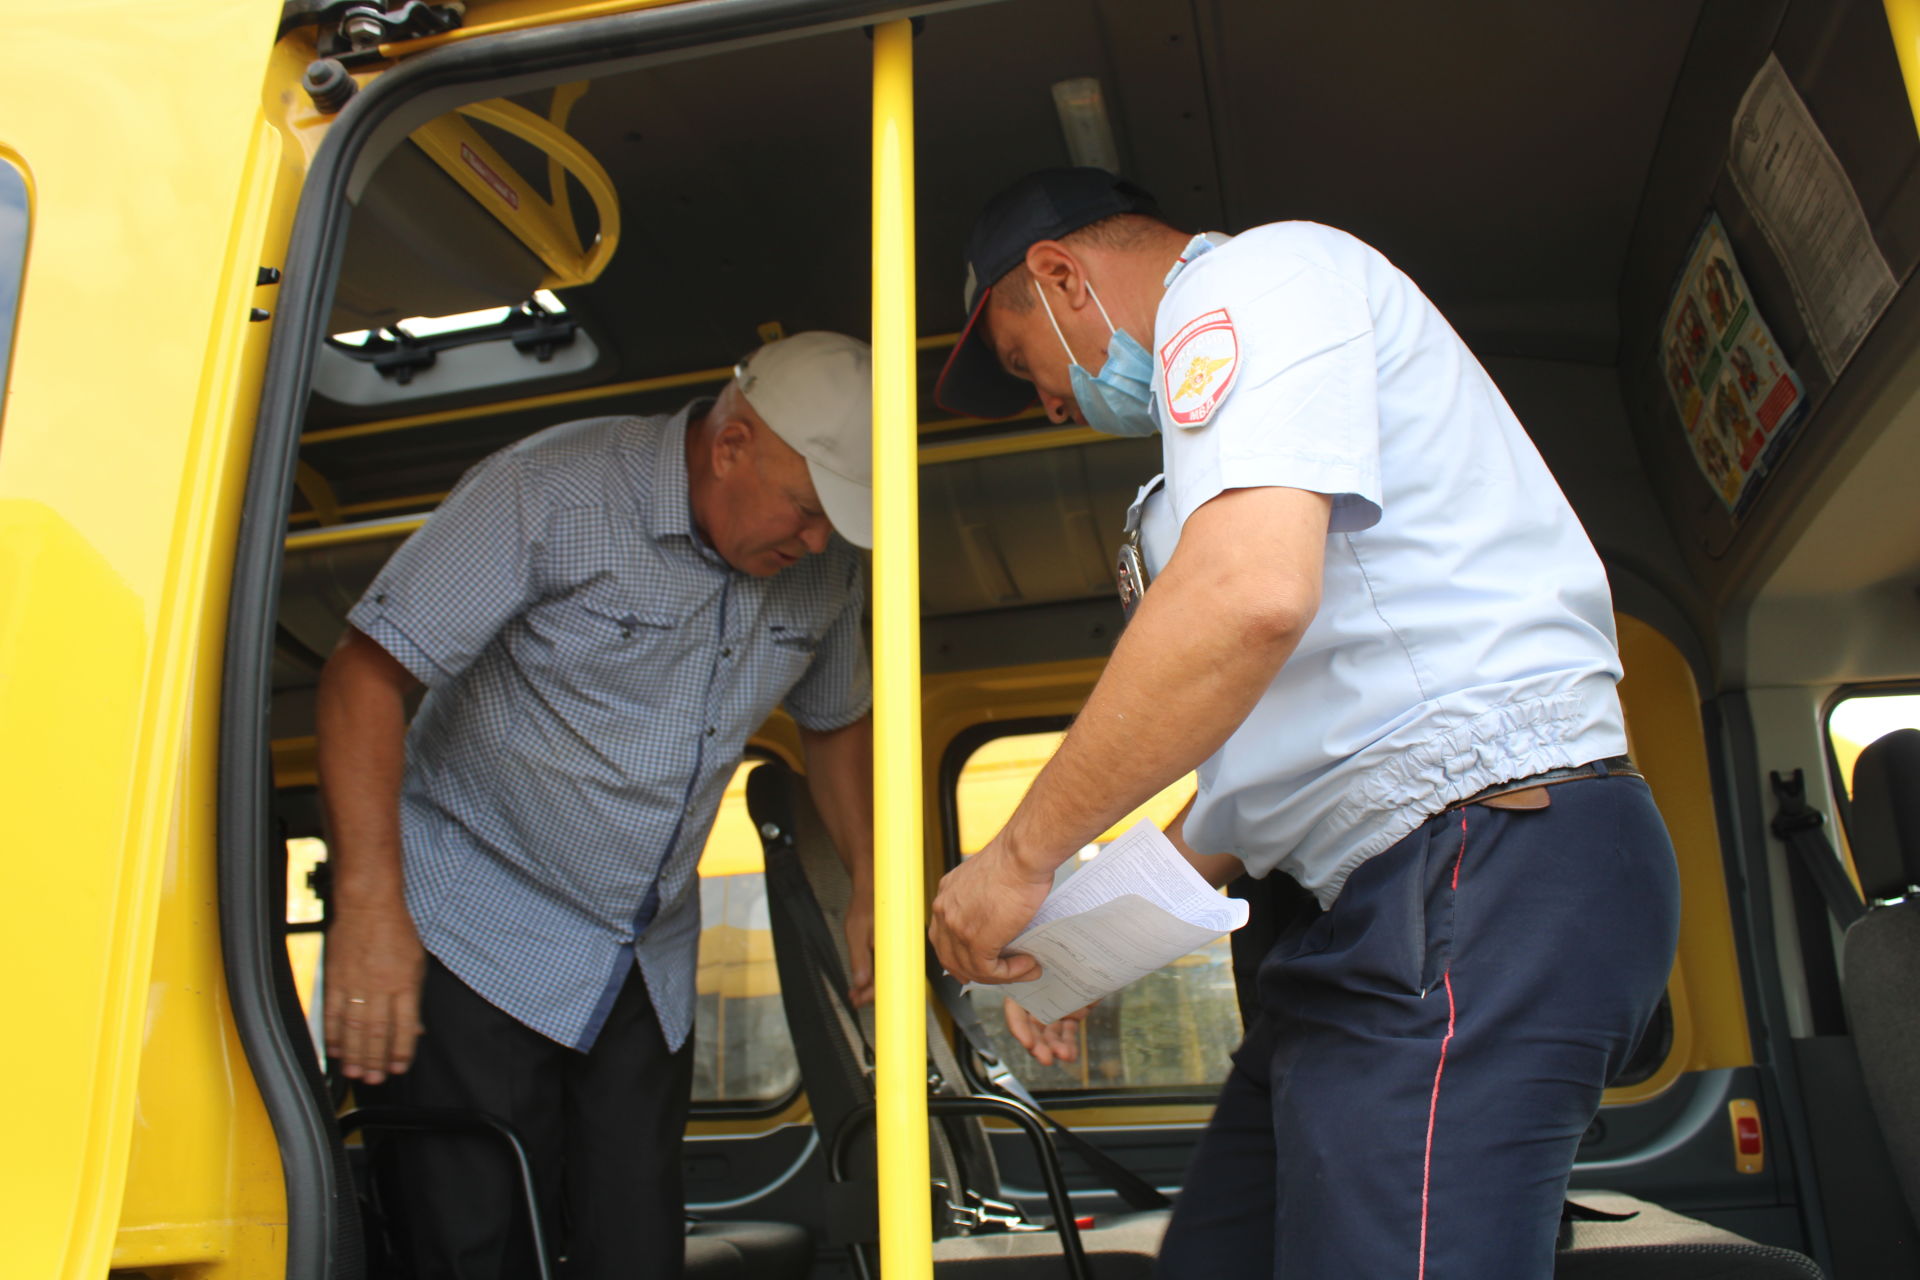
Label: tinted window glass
xmin=693 ymin=762 xmax=800 ymax=1106
xmin=1829 ymin=692 xmax=1920 ymax=800
xmin=954 ymin=730 xmax=1241 ymax=1094
xmin=0 ymin=157 xmax=26 ymax=427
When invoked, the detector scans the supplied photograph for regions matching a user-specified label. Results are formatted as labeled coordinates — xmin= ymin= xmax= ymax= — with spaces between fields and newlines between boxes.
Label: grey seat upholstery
xmin=1555 ymin=1194 xmax=1822 ymax=1278
xmin=1840 ymin=728 xmax=1920 ymax=1228
xmin=685 ymin=1219 xmax=811 ymax=1279
xmin=748 ymin=761 xmax=1165 ymax=1279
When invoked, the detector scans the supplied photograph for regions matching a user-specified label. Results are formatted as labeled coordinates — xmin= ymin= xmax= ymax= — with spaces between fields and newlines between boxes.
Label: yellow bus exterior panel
xmin=0 ymin=5 xmax=310 ymax=1274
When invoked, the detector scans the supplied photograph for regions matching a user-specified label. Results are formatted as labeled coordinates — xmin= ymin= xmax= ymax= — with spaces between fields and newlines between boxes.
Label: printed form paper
xmin=985 ymin=819 xmax=1249 ymax=1024
xmin=1729 ymin=54 xmax=1896 ymax=376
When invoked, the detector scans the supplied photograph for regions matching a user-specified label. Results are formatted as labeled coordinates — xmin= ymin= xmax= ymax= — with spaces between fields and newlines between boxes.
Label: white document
xmin=988 ymin=819 xmax=1249 ymax=1024
xmin=1729 ymin=54 xmax=1897 ymax=376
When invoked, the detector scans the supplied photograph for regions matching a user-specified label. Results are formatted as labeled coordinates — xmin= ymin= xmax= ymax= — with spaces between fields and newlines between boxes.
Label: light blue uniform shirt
xmin=1143 ymin=226 xmax=1627 ymax=907
xmin=348 ymin=405 xmax=870 ymax=1050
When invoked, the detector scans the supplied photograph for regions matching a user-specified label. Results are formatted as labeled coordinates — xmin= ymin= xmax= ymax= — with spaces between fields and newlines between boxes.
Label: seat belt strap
xmin=927 ymin=951 xmax=1172 ymax=1212
xmin=1770 ymin=769 xmax=1867 ymax=930
xmin=761 ymin=839 xmax=876 ymax=1070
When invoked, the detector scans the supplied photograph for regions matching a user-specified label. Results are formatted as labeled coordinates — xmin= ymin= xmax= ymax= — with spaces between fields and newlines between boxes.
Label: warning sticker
xmin=461 ymin=142 xmax=520 ymax=211
xmin=1159 ymin=309 xmax=1239 ymax=428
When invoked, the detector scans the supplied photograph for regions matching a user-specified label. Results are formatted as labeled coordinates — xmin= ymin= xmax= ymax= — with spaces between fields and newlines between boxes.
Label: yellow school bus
xmin=5 ymin=1 xmax=1920 ymax=1277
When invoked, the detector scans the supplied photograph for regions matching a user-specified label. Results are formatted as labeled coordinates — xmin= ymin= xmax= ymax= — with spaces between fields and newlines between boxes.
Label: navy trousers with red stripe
xmin=1156 ymin=772 xmax=1680 ymax=1279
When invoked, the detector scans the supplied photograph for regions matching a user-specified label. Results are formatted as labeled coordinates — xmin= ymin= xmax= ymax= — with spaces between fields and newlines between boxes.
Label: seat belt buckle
xmin=950 ymin=1187 xmax=1046 ymax=1235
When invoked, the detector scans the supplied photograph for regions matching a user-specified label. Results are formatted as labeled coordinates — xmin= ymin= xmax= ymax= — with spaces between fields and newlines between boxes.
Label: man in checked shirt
xmin=315 ymin=331 xmax=876 ymax=1279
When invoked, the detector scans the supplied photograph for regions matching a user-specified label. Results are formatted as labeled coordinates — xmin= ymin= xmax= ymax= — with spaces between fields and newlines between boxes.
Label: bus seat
xmin=1841 ymin=728 xmax=1920 ymax=1229
xmin=1555 ymin=1193 xmax=1823 ymax=1277
xmin=685 ymin=1219 xmax=811 ymax=1278
xmin=747 ymin=760 xmax=1166 ymax=1279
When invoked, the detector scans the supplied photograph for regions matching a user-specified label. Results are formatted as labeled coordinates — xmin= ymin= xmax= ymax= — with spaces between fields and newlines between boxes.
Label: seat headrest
xmin=1850 ymin=728 xmax=1920 ymax=901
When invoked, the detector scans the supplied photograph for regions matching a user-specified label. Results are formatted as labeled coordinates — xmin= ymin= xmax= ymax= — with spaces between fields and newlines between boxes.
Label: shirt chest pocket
xmin=536 ymin=599 xmax=689 ymax=700
xmin=759 ymin=617 xmax=825 ymax=686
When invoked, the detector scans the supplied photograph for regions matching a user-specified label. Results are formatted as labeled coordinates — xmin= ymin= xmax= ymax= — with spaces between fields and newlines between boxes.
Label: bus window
xmin=285 ymin=834 xmax=328 ymax=1011
xmin=953 ymin=730 xmax=1240 ymax=1095
xmin=1827 ymin=691 xmax=1920 ymax=800
xmin=0 ymin=155 xmax=26 ymax=432
xmin=694 ymin=761 xmax=800 ymax=1108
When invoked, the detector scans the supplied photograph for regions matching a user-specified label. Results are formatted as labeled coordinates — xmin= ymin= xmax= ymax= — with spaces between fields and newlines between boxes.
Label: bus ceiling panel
xmin=278 ymin=538 xmax=412 ymax=668
xmin=907 ymin=0 xmax=1223 ymax=334
xmin=324 ymin=3 xmax=987 ymax=401
xmin=270 ymin=687 xmax=321 ymax=748
xmin=558 ymin=3 xmax=1116 ymax=387
xmin=918 ymin=435 xmax=1158 ymax=618
xmin=1087 ymin=0 xmax=1226 ymax=231
xmin=1483 ymin=355 xmax=1701 ymax=630
xmin=331 ymin=139 xmax=552 ymax=334
xmin=924 ymin=597 xmax=1126 ymax=673
xmin=272 ymin=646 xmax=319 ymax=692
xmin=1187 ymin=0 xmax=1704 ymax=365
xmin=300 ymin=379 xmax=712 ymax=502
xmin=555 ymin=25 xmax=883 ymax=379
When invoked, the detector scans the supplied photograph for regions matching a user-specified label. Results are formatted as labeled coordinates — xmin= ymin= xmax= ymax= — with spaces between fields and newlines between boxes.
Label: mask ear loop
xmin=1034 ymin=276 xmax=1121 ymax=369
xmin=1032 ymin=279 xmax=1083 ymax=367
xmin=1083 ymin=280 xmax=1118 ymax=337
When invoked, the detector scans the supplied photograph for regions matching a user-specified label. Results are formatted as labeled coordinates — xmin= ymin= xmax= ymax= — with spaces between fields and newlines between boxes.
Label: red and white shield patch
xmin=1159 ymin=309 xmax=1240 ymax=428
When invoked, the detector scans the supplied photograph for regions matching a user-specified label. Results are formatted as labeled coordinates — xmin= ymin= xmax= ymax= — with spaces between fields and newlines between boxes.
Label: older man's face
xmin=707 ymin=415 xmax=835 ymax=577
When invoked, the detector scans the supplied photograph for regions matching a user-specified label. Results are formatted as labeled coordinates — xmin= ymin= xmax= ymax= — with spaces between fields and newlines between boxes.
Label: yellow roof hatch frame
xmin=409 ymin=81 xmax=621 ymax=290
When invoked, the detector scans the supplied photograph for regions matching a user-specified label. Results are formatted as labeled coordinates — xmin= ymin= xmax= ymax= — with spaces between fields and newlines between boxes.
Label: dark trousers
xmin=365 ymin=957 xmax=695 ymax=1280
xmin=1157 ymin=774 xmax=1681 ymax=1279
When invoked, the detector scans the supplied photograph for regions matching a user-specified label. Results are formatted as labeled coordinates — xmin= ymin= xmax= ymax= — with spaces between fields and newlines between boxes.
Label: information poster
xmin=1729 ymin=55 xmax=1896 ymax=377
xmin=1660 ymin=214 xmax=1805 ymax=512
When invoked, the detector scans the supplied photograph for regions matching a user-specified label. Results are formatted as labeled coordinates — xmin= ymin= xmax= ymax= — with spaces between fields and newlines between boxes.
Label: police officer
xmin=927 ymin=169 xmax=1680 ymax=1279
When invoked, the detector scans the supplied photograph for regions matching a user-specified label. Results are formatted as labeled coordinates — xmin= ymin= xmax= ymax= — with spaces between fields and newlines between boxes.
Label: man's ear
xmin=1025 ymin=240 xmax=1091 ymax=312
xmin=710 ymin=418 xmax=754 ymax=478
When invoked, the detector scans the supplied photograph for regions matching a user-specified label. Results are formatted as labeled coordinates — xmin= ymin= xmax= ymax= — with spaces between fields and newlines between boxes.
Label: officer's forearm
xmin=316 ymin=628 xmax=419 ymax=915
xmin=1000 ymin=486 xmax=1329 ymax=877
xmin=798 ymin=714 xmax=875 ymax=889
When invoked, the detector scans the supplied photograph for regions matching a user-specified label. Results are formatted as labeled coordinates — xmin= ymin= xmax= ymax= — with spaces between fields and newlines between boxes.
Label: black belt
xmin=1443 ymin=755 xmax=1641 ymax=814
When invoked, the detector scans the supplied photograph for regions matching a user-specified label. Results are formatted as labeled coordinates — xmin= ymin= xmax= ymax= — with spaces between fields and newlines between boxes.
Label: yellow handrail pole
xmin=871 ymin=18 xmax=933 ymax=1280
xmin=1885 ymin=0 xmax=1920 ymax=138
xmin=284 ymin=513 xmax=428 ymax=551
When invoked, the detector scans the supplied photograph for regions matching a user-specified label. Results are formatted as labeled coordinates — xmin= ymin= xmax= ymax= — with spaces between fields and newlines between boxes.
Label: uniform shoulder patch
xmin=1159 ymin=308 xmax=1240 ymax=428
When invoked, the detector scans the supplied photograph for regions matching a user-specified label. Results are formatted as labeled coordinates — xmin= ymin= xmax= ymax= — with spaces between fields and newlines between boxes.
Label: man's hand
xmin=845 ymin=877 xmax=875 ymax=1007
xmin=798 ymin=716 xmax=876 ymax=1006
xmin=929 ymin=834 xmax=1057 ymax=985
xmin=324 ymin=905 xmax=427 ymax=1085
xmin=1004 ymin=997 xmax=1094 ymax=1067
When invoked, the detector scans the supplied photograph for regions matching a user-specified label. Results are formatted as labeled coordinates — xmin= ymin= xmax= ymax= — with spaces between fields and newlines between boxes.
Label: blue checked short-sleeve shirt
xmin=347 ymin=404 xmax=870 ymax=1052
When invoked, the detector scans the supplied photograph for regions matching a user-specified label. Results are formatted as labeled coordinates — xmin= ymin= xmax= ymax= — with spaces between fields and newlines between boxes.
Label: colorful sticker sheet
xmin=1660 ymin=214 xmax=1806 ymax=513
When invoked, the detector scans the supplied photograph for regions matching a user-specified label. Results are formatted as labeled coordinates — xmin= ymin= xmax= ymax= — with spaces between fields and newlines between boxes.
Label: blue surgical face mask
xmin=1034 ymin=280 xmax=1159 ymax=437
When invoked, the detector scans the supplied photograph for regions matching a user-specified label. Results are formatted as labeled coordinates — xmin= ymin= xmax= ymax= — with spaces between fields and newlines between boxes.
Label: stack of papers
xmin=986 ymin=819 xmax=1249 ymax=1024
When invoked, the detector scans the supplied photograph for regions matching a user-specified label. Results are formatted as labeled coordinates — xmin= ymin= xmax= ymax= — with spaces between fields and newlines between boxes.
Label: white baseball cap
xmin=734 ymin=331 xmax=873 ymax=549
